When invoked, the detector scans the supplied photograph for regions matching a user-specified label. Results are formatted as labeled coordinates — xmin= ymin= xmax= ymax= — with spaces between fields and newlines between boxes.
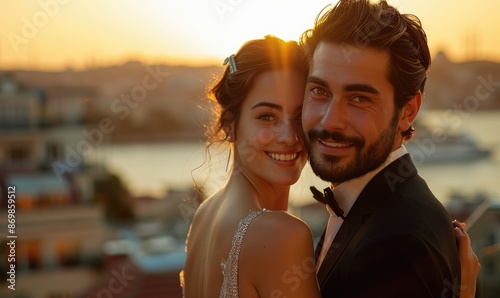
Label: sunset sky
xmin=1 ymin=0 xmax=499 ymax=70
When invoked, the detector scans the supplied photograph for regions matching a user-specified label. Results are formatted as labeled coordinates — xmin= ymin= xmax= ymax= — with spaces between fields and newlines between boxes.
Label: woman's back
xmin=183 ymin=193 xmax=239 ymax=297
xmin=182 ymin=191 xmax=319 ymax=298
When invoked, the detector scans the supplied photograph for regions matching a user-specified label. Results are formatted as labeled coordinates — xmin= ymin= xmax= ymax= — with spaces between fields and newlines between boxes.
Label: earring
xmin=226 ymin=135 xmax=232 ymax=142
xmin=295 ymin=134 xmax=299 ymax=141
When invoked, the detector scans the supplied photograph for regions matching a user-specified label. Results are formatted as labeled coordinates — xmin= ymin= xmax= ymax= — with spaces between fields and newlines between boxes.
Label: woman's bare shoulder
xmin=262 ymin=210 xmax=310 ymax=229
xmin=247 ymin=210 xmax=314 ymax=252
xmin=239 ymin=211 xmax=319 ymax=297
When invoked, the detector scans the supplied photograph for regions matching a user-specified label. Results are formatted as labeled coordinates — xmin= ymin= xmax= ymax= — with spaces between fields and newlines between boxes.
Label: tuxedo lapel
xmin=316 ymin=154 xmax=417 ymax=287
xmin=316 ymin=203 xmax=364 ymax=286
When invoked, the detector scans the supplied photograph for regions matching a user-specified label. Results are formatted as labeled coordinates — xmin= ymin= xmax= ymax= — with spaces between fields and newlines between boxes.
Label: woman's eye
xmin=258 ymin=114 xmax=275 ymax=121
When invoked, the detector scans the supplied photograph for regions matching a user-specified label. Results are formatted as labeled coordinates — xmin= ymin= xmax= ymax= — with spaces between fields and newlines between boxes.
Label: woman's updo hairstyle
xmin=206 ymin=35 xmax=307 ymax=144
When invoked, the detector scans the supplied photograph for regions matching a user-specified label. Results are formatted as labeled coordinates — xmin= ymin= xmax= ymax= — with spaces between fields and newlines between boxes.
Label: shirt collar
xmin=326 ymin=145 xmax=408 ymax=218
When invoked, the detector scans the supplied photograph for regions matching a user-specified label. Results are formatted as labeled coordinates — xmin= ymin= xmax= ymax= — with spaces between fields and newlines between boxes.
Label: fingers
xmin=452 ymin=219 xmax=466 ymax=231
xmin=453 ymin=222 xmax=471 ymax=249
xmin=454 ymin=226 xmax=469 ymax=243
xmin=452 ymin=220 xmax=481 ymax=276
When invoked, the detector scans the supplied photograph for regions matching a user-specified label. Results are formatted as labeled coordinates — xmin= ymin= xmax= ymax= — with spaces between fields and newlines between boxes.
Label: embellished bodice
xmin=219 ymin=209 xmax=270 ymax=298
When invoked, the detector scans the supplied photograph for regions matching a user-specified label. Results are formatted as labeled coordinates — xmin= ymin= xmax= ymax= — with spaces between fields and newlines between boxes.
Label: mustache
xmin=307 ymin=129 xmax=364 ymax=147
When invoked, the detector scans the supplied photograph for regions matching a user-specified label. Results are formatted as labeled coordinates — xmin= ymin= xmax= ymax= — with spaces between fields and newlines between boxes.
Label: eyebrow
xmin=251 ymin=102 xmax=283 ymax=111
xmin=343 ymin=84 xmax=380 ymax=95
xmin=307 ymin=75 xmax=330 ymax=89
xmin=307 ymin=75 xmax=380 ymax=95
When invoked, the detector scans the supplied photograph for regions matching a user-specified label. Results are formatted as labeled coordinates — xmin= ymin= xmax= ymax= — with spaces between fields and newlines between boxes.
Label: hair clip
xmin=223 ymin=54 xmax=238 ymax=74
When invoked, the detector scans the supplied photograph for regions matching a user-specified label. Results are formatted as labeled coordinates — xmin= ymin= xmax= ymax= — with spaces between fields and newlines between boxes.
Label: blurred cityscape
xmin=0 ymin=51 xmax=500 ymax=297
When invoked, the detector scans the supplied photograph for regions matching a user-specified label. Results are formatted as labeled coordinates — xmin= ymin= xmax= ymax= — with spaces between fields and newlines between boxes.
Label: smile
xmin=266 ymin=152 xmax=299 ymax=161
xmin=318 ymin=139 xmax=351 ymax=148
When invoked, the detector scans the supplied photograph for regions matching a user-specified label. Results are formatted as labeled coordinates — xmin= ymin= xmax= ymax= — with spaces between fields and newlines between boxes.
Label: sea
xmin=91 ymin=111 xmax=500 ymax=208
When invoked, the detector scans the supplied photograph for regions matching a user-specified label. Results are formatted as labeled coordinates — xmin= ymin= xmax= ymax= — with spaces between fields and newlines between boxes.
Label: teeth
xmin=268 ymin=152 xmax=297 ymax=161
xmin=319 ymin=139 xmax=350 ymax=148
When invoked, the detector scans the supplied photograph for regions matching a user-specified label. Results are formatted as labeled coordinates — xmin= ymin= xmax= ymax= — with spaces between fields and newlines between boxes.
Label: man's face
xmin=302 ymin=42 xmax=403 ymax=185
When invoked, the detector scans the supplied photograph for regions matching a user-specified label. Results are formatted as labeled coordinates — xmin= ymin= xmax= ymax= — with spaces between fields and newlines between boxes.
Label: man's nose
xmin=320 ymin=97 xmax=348 ymax=131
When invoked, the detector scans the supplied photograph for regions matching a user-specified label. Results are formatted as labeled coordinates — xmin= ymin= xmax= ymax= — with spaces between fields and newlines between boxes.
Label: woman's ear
xmin=223 ymin=123 xmax=235 ymax=141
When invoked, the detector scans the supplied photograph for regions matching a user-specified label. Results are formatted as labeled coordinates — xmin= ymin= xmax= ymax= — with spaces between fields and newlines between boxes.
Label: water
xmin=415 ymin=110 xmax=500 ymax=204
xmin=93 ymin=111 xmax=500 ymax=207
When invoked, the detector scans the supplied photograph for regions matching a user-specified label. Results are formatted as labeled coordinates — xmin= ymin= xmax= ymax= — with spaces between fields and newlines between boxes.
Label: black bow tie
xmin=310 ymin=186 xmax=346 ymax=220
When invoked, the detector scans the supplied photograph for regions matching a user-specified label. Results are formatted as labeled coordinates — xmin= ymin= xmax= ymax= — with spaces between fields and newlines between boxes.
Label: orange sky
xmin=1 ymin=0 xmax=499 ymax=70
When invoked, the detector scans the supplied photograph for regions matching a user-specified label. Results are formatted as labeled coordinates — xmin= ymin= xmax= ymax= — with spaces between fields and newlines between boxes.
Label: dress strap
xmin=220 ymin=209 xmax=271 ymax=298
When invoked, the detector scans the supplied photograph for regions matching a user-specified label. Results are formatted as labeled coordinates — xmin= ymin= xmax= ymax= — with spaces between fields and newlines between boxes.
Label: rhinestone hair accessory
xmin=223 ymin=54 xmax=238 ymax=74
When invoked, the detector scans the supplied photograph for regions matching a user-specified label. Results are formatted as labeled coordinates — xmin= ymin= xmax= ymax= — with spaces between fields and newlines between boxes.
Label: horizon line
xmin=1 ymin=52 xmax=499 ymax=73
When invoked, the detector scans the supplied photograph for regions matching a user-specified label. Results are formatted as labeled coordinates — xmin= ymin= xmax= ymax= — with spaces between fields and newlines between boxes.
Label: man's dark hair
xmin=300 ymin=0 xmax=430 ymax=140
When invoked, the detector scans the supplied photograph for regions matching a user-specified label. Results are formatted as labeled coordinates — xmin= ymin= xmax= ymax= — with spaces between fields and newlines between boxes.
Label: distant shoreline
xmin=107 ymin=131 xmax=205 ymax=144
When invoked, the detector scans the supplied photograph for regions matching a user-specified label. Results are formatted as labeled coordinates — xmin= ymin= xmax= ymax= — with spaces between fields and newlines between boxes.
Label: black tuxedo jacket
xmin=316 ymin=154 xmax=461 ymax=298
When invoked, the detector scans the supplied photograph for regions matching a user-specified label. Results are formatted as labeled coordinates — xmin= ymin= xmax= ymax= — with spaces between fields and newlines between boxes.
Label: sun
xmin=149 ymin=1 xmax=330 ymax=63
xmin=4 ymin=0 xmax=498 ymax=70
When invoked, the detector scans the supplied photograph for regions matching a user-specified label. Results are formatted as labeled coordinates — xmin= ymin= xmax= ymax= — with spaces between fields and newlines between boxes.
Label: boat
xmin=405 ymin=120 xmax=491 ymax=163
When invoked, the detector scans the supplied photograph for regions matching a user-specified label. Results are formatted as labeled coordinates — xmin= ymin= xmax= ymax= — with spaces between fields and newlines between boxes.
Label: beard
xmin=305 ymin=114 xmax=399 ymax=184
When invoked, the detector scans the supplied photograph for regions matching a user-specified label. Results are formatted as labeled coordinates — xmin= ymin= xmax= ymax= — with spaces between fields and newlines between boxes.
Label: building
xmin=465 ymin=200 xmax=500 ymax=298
xmin=0 ymin=74 xmax=112 ymax=298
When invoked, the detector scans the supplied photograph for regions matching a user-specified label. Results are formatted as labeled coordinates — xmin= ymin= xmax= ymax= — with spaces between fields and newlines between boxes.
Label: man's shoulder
xmin=389 ymin=173 xmax=450 ymax=218
xmin=360 ymin=163 xmax=450 ymax=227
xmin=374 ymin=188 xmax=450 ymax=227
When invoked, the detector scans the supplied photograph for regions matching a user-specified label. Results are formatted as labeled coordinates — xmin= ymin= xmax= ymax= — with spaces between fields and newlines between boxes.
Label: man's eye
xmin=311 ymin=87 xmax=329 ymax=97
xmin=352 ymin=96 xmax=369 ymax=103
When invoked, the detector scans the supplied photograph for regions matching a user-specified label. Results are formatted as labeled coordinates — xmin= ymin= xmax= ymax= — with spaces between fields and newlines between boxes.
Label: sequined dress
xmin=219 ymin=209 xmax=270 ymax=298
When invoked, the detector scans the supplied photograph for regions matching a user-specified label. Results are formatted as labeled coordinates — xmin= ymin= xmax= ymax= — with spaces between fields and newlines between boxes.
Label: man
xmin=300 ymin=0 xmax=461 ymax=297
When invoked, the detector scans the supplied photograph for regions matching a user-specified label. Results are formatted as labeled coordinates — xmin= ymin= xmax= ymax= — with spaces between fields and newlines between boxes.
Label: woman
xmin=181 ymin=36 xmax=479 ymax=297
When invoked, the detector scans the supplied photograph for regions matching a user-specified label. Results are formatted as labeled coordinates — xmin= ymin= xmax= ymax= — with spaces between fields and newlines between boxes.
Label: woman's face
xmin=232 ymin=69 xmax=307 ymax=186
